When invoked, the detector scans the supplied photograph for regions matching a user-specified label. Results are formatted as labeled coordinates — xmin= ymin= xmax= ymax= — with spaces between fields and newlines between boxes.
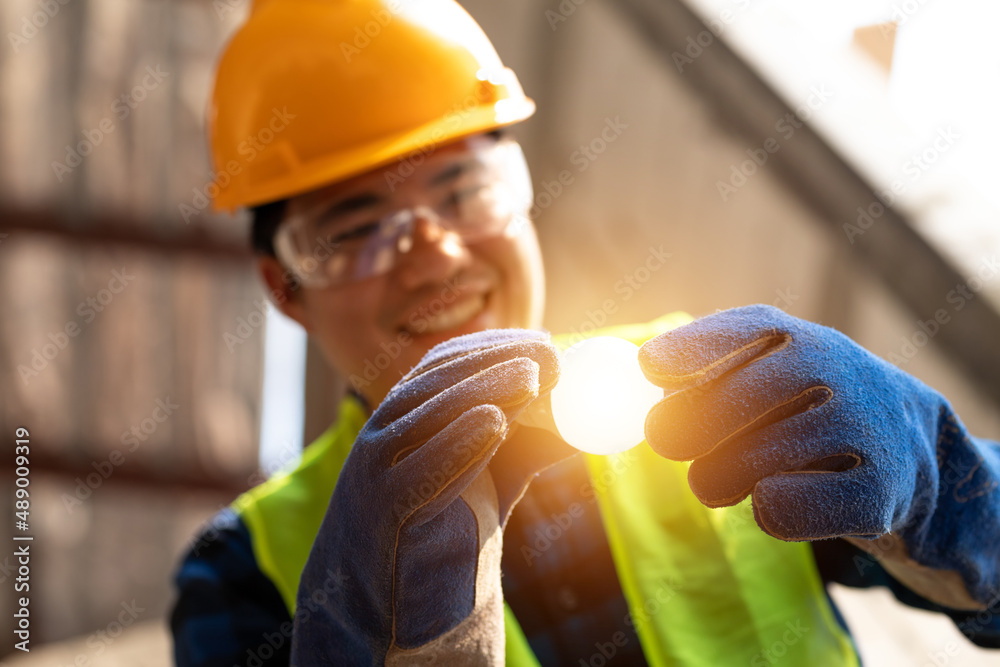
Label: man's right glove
xmin=639 ymin=305 xmax=1000 ymax=611
xmin=290 ymin=329 xmax=559 ymax=666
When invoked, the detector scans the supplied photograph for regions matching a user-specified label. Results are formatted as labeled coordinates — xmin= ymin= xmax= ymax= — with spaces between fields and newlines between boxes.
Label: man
xmin=172 ymin=1 xmax=1000 ymax=664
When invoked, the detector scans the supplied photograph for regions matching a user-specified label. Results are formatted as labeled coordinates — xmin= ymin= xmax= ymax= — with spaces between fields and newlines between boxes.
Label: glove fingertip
xmin=643 ymin=398 xmax=704 ymax=461
xmin=752 ymin=473 xmax=839 ymax=541
xmin=688 ymin=464 xmax=751 ymax=509
xmin=410 ymin=328 xmax=551 ymax=377
xmin=469 ymin=402 xmax=508 ymax=435
xmin=529 ymin=341 xmax=561 ymax=393
xmin=751 ymin=471 xmax=892 ymax=542
xmin=639 ymin=306 xmax=795 ymax=390
xmin=499 ymin=357 xmax=542 ymax=406
xmin=751 ymin=481 xmax=792 ymax=541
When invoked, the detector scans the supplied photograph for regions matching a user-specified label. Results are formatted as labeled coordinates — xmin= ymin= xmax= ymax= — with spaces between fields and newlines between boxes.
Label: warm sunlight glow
xmin=550 ymin=337 xmax=663 ymax=455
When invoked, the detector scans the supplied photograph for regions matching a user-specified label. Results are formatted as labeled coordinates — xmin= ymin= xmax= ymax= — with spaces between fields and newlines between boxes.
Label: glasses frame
xmin=273 ymin=139 xmax=534 ymax=289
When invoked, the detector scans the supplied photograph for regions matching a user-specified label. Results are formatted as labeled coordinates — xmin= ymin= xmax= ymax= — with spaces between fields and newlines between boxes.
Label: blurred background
xmin=1 ymin=0 xmax=998 ymax=664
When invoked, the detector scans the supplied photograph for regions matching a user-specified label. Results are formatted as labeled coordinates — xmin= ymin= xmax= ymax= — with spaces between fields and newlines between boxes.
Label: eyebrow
xmin=428 ymin=158 xmax=479 ymax=187
xmin=311 ymin=158 xmax=482 ymax=220
xmin=313 ymin=193 xmax=383 ymax=221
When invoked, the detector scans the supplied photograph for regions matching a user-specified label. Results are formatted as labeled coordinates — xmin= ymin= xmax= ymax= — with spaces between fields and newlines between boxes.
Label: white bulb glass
xmin=550 ymin=336 xmax=663 ymax=455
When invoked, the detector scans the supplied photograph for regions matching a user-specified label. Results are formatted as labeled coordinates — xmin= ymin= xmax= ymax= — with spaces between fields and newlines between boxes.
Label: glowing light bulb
xmin=549 ymin=337 xmax=663 ymax=455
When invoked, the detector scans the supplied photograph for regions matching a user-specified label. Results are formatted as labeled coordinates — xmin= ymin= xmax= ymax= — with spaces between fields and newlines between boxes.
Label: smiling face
xmin=259 ymin=134 xmax=546 ymax=407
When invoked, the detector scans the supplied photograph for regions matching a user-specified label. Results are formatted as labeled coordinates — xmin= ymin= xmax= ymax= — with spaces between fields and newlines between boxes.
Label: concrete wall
xmin=464 ymin=0 xmax=1000 ymax=439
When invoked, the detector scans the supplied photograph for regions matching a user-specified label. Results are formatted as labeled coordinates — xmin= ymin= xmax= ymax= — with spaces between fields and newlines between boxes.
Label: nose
xmin=393 ymin=209 xmax=471 ymax=291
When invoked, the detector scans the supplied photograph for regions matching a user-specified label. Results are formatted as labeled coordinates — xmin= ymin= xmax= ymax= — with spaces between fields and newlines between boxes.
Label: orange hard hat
xmin=208 ymin=0 xmax=536 ymax=212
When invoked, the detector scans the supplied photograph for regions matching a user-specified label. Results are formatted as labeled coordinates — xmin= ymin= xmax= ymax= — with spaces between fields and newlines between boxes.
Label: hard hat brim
xmin=212 ymin=98 xmax=535 ymax=213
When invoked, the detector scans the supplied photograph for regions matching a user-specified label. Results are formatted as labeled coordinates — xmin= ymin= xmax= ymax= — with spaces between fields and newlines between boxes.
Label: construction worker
xmin=170 ymin=1 xmax=1000 ymax=664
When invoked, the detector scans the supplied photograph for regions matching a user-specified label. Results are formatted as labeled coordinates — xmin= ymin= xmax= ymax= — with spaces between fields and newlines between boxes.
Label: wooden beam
xmin=0 ymin=441 xmax=250 ymax=497
xmin=0 ymin=207 xmax=252 ymax=262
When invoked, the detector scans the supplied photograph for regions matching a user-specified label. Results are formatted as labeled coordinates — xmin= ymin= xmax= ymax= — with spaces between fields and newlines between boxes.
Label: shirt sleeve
xmin=170 ymin=508 xmax=294 ymax=666
xmin=811 ymin=538 xmax=1000 ymax=649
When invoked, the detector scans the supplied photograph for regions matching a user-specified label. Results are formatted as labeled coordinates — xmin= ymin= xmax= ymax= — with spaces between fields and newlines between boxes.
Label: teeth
xmin=419 ymin=295 xmax=486 ymax=334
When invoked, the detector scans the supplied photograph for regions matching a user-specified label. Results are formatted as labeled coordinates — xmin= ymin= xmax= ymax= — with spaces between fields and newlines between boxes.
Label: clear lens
xmin=274 ymin=139 xmax=532 ymax=288
xmin=275 ymin=212 xmax=413 ymax=288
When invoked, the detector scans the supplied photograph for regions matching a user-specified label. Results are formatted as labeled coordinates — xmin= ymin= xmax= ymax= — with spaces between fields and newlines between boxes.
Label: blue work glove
xmin=639 ymin=304 xmax=1000 ymax=610
xmin=290 ymin=329 xmax=560 ymax=665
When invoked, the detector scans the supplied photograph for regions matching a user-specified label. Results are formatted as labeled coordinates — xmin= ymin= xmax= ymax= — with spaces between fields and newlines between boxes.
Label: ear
xmin=257 ymin=255 xmax=311 ymax=332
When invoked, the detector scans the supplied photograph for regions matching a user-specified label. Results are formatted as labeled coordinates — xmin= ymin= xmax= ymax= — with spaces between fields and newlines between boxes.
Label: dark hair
xmin=250 ymin=199 xmax=288 ymax=257
xmin=249 ymin=129 xmax=509 ymax=256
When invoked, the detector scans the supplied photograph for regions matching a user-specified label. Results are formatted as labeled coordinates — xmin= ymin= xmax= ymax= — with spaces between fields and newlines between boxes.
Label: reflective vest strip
xmin=576 ymin=313 xmax=858 ymax=667
xmin=583 ymin=450 xmax=859 ymax=666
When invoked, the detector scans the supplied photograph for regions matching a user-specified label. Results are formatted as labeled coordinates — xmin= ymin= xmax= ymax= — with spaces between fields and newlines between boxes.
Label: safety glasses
xmin=274 ymin=139 xmax=534 ymax=288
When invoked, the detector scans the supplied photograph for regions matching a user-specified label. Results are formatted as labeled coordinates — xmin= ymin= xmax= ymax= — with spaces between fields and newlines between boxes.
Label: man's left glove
xmin=639 ymin=304 xmax=1000 ymax=610
xmin=291 ymin=330 xmax=560 ymax=665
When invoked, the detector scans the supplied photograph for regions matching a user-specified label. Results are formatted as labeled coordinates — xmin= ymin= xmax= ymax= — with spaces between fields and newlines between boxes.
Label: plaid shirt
xmin=171 ymin=457 xmax=1000 ymax=666
xmin=499 ymin=454 xmax=649 ymax=665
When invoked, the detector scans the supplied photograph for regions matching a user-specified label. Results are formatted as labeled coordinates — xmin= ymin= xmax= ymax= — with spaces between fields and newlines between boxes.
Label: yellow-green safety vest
xmin=234 ymin=313 xmax=860 ymax=666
